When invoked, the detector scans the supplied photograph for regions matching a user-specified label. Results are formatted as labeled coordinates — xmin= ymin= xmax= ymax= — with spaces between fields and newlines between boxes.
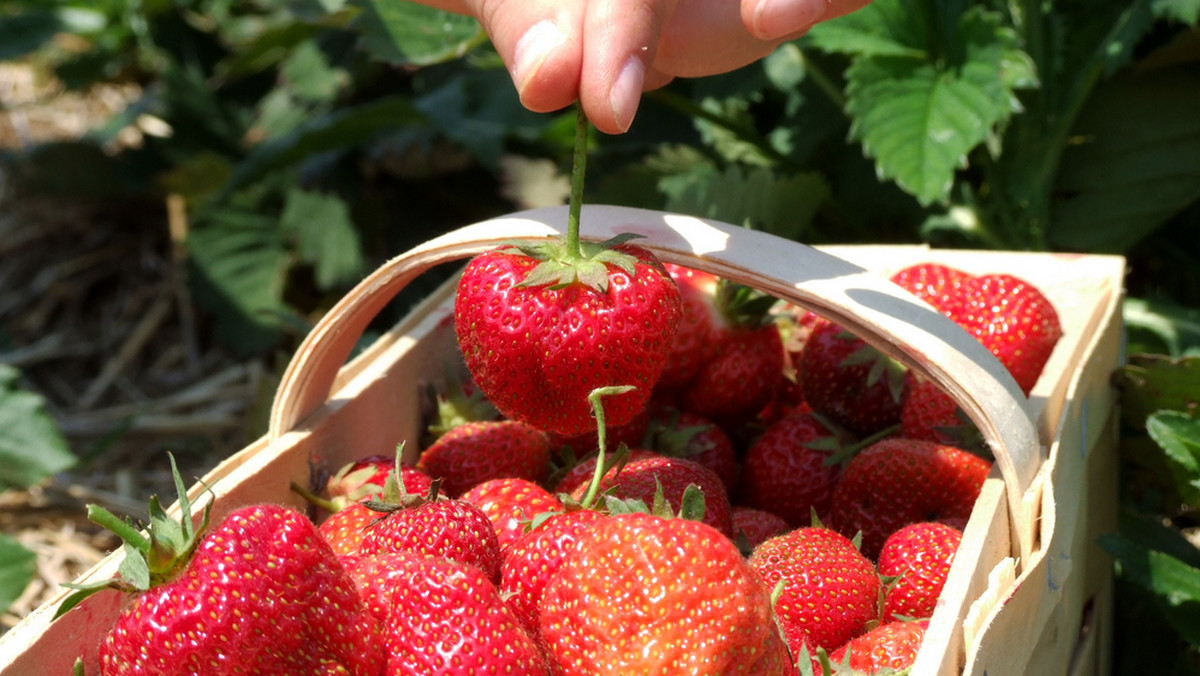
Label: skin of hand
xmin=410 ymin=0 xmax=872 ymax=135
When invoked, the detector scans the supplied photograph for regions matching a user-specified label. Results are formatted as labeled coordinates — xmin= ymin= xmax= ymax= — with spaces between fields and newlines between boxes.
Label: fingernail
xmin=610 ymin=56 xmax=645 ymax=133
xmin=513 ymin=20 xmax=566 ymax=93
xmin=752 ymin=0 xmax=826 ymax=39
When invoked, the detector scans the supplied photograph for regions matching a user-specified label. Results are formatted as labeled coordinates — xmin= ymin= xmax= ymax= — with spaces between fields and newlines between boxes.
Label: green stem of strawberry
xmin=565 ymin=105 xmax=589 ymax=261
xmin=290 ymin=481 xmax=341 ymax=514
xmin=578 ymin=385 xmax=635 ymax=510
xmin=86 ymin=504 xmax=151 ymax=553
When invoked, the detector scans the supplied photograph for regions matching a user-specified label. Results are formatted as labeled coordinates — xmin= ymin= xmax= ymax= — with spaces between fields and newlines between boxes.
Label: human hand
xmin=412 ymin=0 xmax=872 ymax=135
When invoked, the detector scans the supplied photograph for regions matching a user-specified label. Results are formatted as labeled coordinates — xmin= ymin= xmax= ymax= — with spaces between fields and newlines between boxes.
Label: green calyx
xmin=715 ymin=279 xmax=782 ymax=328
xmin=504 ymin=105 xmax=649 ymax=295
xmin=55 ymin=453 xmax=212 ymax=619
xmin=509 ymin=233 xmax=646 ymax=293
xmin=837 ymin=339 xmax=909 ymax=405
xmin=642 ymin=410 xmax=713 ymax=460
xmin=424 ymin=367 xmax=498 ymax=442
xmin=361 ymin=442 xmax=442 ymax=514
xmin=602 ymin=480 xmax=708 ymax=523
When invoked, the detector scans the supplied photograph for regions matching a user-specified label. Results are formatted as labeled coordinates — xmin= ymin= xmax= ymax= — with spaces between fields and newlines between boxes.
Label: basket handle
xmin=269 ymin=205 xmax=1041 ymax=561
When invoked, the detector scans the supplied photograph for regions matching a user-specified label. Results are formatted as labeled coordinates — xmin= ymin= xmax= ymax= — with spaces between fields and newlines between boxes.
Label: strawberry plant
xmin=1109 ymin=329 xmax=1200 ymax=674
xmin=0 ymin=365 xmax=75 ymax=615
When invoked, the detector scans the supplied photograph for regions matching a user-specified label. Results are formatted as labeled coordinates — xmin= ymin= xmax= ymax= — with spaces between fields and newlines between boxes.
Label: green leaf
xmin=0 ymin=533 xmax=36 ymax=614
xmin=158 ymin=151 xmax=238 ymax=205
xmin=1146 ymin=411 xmax=1200 ymax=509
xmin=1117 ymin=509 xmax=1200 ymax=570
xmin=281 ymin=39 xmax=346 ymax=103
xmin=280 ymin=189 xmax=365 ymax=290
xmin=221 ymin=96 xmax=428 ymax=198
xmin=215 ymin=19 xmax=323 ymax=79
xmin=1123 ymin=296 xmax=1200 ymax=358
xmin=411 ymin=70 xmax=554 ymax=171
xmin=663 ymin=165 xmax=829 ymax=241
xmin=693 ymin=97 xmax=781 ymax=168
xmin=1153 ymin=0 xmax=1200 ymax=24
xmin=1113 ymin=355 xmax=1200 ymax=430
xmin=1099 ymin=533 xmax=1200 ymax=643
xmin=187 ymin=208 xmax=291 ymax=356
xmin=1049 ymin=64 xmax=1200 ymax=252
xmin=0 ymin=364 xmax=75 ymax=491
xmin=349 ymin=0 xmax=486 ymax=66
xmin=0 ymin=9 xmax=67 ymax=61
xmin=804 ymin=0 xmax=927 ymax=58
xmin=843 ymin=6 xmax=1031 ymax=205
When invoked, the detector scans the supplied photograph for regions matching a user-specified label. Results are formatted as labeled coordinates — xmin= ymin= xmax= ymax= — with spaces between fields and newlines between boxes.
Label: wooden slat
xmin=963 ymin=256 xmax=1125 ymax=675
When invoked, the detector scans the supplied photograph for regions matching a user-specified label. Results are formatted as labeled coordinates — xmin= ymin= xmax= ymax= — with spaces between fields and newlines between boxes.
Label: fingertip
xmin=609 ymin=56 xmax=646 ymax=133
xmin=511 ymin=20 xmax=567 ymax=92
xmin=516 ymin=55 xmax=583 ymax=114
xmin=744 ymin=0 xmax=826 ymax=40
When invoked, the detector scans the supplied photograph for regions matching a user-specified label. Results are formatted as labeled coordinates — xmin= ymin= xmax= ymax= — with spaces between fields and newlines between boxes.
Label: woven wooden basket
xmin=0 ymin=205 xmax=1126 ymax=675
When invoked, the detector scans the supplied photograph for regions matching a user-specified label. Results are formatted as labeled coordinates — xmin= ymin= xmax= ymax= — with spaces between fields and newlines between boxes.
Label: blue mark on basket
xmin=1047 ymin=557 xmax=1060 ymax=592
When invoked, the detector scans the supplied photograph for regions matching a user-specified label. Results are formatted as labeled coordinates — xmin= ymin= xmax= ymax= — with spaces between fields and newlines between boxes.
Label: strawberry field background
xmin=0 ymin=0 xmax=1198 ymax=672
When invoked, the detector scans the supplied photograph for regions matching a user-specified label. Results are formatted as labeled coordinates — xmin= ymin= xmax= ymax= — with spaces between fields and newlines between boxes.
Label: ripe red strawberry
xmin=460 ymin=477 xmax=565 ymax=552
xmin=681 ymin=322 xmax=785 ymax=428
xmin=324 ymin=454 xmax=434 ymax=507
xmin=898 ymin=377 xmax=984 ymax=451
xmin=539 ymin=511 xmax=789 ymax=674
xmin=657 ymin=263 xmax=725 ymax=389
xmin=737 ymin=408 xmax=845 ymax=526
xmin=889 ymin=262 xmax=972 ymax=316
xmin=500 ymin=509 xmax=607 ymax=642
xmin=417 ymin=419 xmax=552 ymax=496
xmin=776 ymin=308 xmax=823 ymax=410
xmin=551 ymin=447 xmax=659 ymax=497
xmin=454 ymin=238 xmax=682 ymax=437
xmin=826 ymin=619 xmax=929 ymax=674
xmin=317 ymin=501 xmax=378 ymax=556
xmin=344 ymin=551 xmax=547 ymax=675
xmin=956 ymin=273 xmax=1062 ymax=394
xmin=731 ymin=506 xmax=791 ymax=552
xmin=830 ymin=438 xmax=990 ymax=559
xmin=890 ymin=264 xmax=1062 ymax=395
xmin=358 ymin=483 xmax=503 ymax=583
xmin=85 ymin=501 xmax=384 ymax=675
xmin=568 ymin=453 xmax=735 ymax=537
xmin=899 ymin=377 xmax=962 ymax=444
xmin=799 ymin=319 xmax=908 ymax=436
xmin=748 ymin=526 xmax=882 ymax=657
xmin=644 ymin=406 xmax=740 ymax=493
xmin=878 ymin=522 xmax=963 ymax=621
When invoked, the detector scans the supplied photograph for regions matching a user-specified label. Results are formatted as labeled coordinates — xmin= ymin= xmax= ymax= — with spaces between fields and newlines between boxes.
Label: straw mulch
xmin=0 ymin=62 xmax=269 ymax=635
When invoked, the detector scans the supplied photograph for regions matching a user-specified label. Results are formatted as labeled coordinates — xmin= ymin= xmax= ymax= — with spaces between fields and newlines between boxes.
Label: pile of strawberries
xmin=61 ymin=235 xmax=1063 ymax=675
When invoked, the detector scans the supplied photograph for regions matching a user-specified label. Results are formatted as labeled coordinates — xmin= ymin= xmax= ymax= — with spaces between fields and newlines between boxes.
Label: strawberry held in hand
xmin=455 ymin=235 xmax=681 ymax=437
xmin=455 ymin=109 xmax=682 ymax=437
